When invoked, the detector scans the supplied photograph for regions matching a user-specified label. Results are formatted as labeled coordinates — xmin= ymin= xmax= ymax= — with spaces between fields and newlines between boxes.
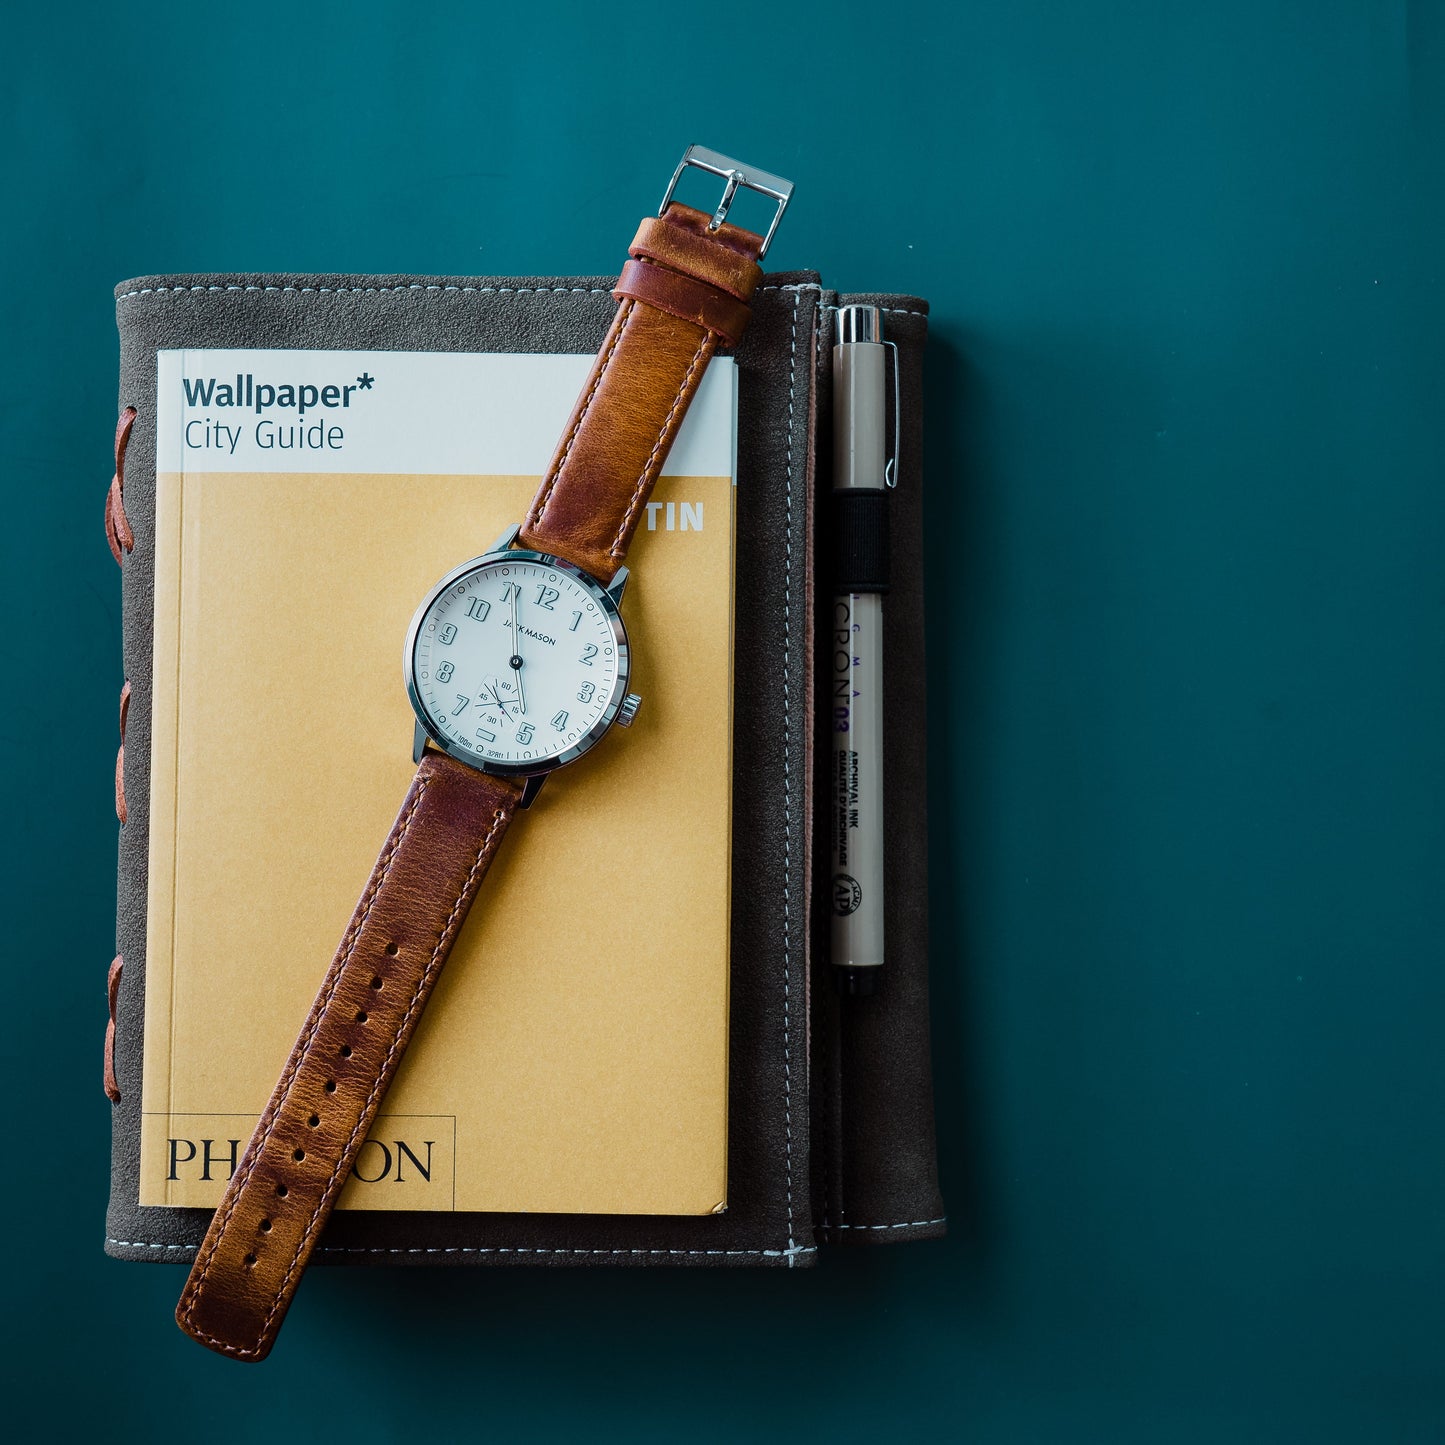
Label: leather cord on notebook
xmin=104 ymin=409 xmax=137 ymax=1106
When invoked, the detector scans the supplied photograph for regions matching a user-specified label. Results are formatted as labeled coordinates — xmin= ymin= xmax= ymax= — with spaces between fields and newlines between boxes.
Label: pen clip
xmin=883 ymin=340 xmax=901 ymax=488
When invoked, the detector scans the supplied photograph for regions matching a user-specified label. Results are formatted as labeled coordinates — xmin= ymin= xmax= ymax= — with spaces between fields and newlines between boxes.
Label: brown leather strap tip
xmin=176 ymin=752 xmax=522 ymax=1361
xmin=614 ymin=259 xmax=752 ymax=346
xmin=104 ymin=956 xmax=123 ymax=1102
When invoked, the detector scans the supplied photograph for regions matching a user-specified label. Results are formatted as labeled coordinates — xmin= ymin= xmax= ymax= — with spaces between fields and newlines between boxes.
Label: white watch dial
xmin=410 ymin=556 xmax=626 ymax=770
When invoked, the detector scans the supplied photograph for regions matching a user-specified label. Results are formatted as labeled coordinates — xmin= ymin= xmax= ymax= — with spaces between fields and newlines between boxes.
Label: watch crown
xmin=617 ymin=693 xmax=643 ymax=728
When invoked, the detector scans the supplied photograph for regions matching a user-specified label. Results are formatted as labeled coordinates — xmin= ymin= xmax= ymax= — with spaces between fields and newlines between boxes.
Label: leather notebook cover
xmin=103 ymin=270 xmax=945 ymax=1266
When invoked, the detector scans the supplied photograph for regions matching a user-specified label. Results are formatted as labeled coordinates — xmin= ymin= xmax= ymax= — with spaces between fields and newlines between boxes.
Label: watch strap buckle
xmin=658 ymin=145 xmax=794 ymax=258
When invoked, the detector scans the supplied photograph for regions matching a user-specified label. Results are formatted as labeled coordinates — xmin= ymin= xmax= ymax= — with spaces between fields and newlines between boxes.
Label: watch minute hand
xmin=509 ymin=587 xmax=527 ymax=714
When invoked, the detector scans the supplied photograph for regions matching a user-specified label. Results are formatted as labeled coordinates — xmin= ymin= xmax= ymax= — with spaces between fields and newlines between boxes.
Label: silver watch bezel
xmin=403 ymin=541 xmax=631 ymax=780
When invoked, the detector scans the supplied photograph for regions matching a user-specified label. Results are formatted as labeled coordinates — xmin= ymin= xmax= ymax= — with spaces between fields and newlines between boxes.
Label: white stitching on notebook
xmin=759 ymin=284 xmax=928 ymax=319
xmin=108 ymin=1239 xmax=196 ymax=1250
xmin=114 ymin=284 xmax=616 ymax=302
xmin=781 ymin=289 xmax=798 ymax=1263
xmin=820 ymin=1218 xmax=947 ymax=1232
xmin=115 ymin=281 xmax=927 ymax=320
xmin=107 ymin=1238 xmax=817 ymax=1259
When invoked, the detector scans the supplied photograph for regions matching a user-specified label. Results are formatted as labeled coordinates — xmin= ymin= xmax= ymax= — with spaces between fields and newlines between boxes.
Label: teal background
xmin=4 ymin=0 xmax=1443 ymax=1438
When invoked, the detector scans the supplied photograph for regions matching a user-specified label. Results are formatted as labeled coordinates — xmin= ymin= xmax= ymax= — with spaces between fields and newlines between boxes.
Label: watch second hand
xmin=509 ymin=586 xmax=528 ymax=715
xmin=483 ymin=677 xmax=512 ymax=721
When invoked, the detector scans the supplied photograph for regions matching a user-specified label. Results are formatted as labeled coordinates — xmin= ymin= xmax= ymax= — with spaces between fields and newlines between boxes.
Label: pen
xmin=830 ymin=304 xmax=895 ymax=996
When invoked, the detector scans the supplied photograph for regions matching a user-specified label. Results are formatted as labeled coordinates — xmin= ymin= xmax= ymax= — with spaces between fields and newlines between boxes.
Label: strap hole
xmin=307 ymin=1114 xmax=320 ymax=1128
xmin=259 ymin=1219 xmax=272 ymax=1232
xmin=339 ymin=1044 xmax=352 ymax=1058
xmin=293 ymin=1148 xmax=306 ymax=1162
xmin=324 ymin=1080 xmax=337 ymax=1092
xmin=370 ymin=976 xmax=383 ymax=990
xmin=385 ymin=942 xmax=399 ymax=956
xmin=244 ymin=1253 xmax=257 ymax=1267
xmin=356 ymin=1010 xmax=369 ymax=1023
xmin=276 ymin=1183 xmax=288 ymax=1197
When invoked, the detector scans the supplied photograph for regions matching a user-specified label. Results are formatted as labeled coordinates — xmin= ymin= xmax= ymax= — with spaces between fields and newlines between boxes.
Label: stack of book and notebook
xmin=104 ymin=271 xmax=945 ymax=1265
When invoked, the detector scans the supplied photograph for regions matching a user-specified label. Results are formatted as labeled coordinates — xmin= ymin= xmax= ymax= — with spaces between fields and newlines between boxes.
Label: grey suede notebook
xmin=103 ymin=270 xmax=944 ymax=1266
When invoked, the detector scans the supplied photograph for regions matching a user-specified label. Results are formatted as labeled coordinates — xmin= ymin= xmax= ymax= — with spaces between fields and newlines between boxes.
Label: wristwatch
xmin=173 ymin=147 xmax=792 ymax=1360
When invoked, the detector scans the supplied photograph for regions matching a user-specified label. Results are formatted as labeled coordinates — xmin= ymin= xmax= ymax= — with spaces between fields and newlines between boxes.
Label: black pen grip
xmin=832 ymin=488 xmax=890 ymax=594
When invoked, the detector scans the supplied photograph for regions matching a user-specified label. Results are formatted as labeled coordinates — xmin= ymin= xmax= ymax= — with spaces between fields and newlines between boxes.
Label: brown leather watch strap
xmin=518 ymin=202 xmax=767 ymax=583
xmin=176 ymin=752 xmax=523 ymax=1360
